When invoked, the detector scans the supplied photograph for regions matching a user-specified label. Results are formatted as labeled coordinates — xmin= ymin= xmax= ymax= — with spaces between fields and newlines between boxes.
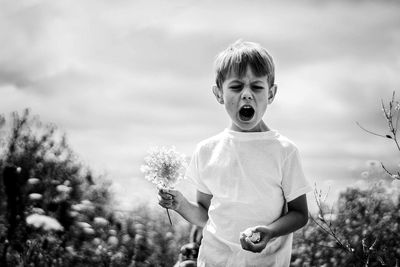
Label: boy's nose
xmin=241 ymin=88 xmax=253 ymax=100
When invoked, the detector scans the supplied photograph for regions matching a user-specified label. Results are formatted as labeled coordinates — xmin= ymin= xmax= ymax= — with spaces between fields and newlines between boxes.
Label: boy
xmin=159 ymin=40 xmax=312 ymax=266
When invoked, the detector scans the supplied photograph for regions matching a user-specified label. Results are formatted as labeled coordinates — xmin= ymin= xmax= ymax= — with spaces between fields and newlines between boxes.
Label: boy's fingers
xmin=240 ymin=233 xmax=253 ymax=251
xmin=239 ymin=231 xmax=267 ymax=253
xmin=159 ymin=200 xmax=174 ymax=209
xmin=239 ymin=236 xmax=249 ymax=250
xmin=247 ymin=241 xmax=266 ymax=253
xmin=160 ymin=188 xmax=178 ymax=196
xmin=158 ymin=191 xmax=173 ymax=200
xmin=158 ymin=195 xmax=172 ymax=203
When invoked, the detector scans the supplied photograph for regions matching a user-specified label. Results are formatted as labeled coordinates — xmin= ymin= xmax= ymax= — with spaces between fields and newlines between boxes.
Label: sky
xmin=1 ymin=0 xmax=399 ymax=211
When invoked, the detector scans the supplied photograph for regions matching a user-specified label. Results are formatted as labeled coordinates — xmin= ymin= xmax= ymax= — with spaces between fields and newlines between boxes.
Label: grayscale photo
xmin=0 ymin=0 xmax=399 ymax=266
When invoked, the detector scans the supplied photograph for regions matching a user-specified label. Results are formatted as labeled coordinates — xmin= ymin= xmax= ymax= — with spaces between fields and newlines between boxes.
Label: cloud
xmin=1 ymin=0 xmax=399 ymax=205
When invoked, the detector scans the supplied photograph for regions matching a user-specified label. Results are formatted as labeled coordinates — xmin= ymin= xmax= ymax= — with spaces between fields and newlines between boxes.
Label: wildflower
xmin=321 ymin=213 xmax=337 ymax=221
xmin=93 ymin=217 xmax=109 ymax=227
xmin=76 ymin=221 xmax=91 ymax=229
xmin=134 ymin=234 xmax=145 ymax=245
xmin=28 ymin=178 xmax=40 ymax=185
xmin=111 ymin=252 xmax=124 ymax=262
xmin=71 ymin=204 xmax=83 ymax=211
xmin=81 ymin=199 xmax=92 ymax=206
xmin=366 ymin=160 xmax=380 ymax=169
xmin=31 ymin=207 xmax=45 ymax=215
xmin=134 ymin=223 xmax=145 ymax=234
xmin=165 ymin=232 xmax=173 ymax=239
xmin=92 ymin=238 xmax=102 ymax=246
xmin=56 ymin=184 xmax=72 ymax=194
xmin=83 ymin=227 xmax=95 ymax=235
xmin=392 ymin=179 xmax=400 ymax=188
xmin=107 ymin=236 xmax=119 ymax=247
xmin=69 ymin=211 xmax=79 ymax=217
xmin=29 ymin=193 xmax=43 ymax=201
xmin=395 ymin=101 xmax=400 ymax=111
xmin=26 ymin=214 xmax=64 ymax=231
xmin=391 ymin=174 xmax=400 ymax=180
xmin=122 ymin=234 xmax=131 ymax=244
xmin=292 ymin=258 xmax=302 ymax=266
xmin=72 ymin=200 xmax=94 ymax=212
xmin=140 ymin=146 xmax=187 ymax=189
xmin=109 ymin=229 xmax=117 ymax=236
xmin=66 ymin=246 xmax=76 ymax=255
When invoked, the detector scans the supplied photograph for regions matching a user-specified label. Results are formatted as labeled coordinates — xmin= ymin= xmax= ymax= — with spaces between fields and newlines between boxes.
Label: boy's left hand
xmin=239 ymin=226 xmax=274 ymax=253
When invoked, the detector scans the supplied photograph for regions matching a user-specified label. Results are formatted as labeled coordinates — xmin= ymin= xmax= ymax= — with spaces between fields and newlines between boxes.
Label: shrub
xmin=0 ymin=109 xmax=190 ymax=266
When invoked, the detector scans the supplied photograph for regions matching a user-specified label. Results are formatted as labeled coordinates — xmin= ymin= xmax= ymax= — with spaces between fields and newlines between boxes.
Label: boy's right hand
xmin=158 ymin=187 xmax=185 ymax=212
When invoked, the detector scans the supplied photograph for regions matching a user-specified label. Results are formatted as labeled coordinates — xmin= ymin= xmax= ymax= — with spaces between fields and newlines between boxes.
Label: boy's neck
xmin=230 ymin=121 xmax=270 ymax=132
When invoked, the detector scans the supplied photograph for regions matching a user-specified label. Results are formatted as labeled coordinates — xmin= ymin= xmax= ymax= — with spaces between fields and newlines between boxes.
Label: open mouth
xmin=239 ymin=105 xmax=255 ymax=121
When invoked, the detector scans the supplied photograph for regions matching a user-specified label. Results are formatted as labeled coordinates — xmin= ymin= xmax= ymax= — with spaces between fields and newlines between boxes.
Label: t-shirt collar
xmin=223 ymin=128 xmax=279 ymax=140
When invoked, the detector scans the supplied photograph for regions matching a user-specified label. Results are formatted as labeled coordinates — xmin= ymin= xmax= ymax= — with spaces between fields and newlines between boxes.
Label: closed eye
xmin=229 ymin=85 xmax=243 ymax=90
xmin=252 ymin=86 xmax=264 ymax=90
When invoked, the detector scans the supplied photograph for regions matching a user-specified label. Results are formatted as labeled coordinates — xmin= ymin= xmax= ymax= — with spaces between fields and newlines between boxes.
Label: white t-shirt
xmin=185 ymin=128 xmax=312 ymax=267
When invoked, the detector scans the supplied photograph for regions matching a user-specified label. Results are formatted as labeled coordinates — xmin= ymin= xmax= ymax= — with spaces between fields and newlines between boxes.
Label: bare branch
xmin=356 ymin=122 xmax=388 ymax=138
xmin=381 ymin=99 xmax=390 ymax=120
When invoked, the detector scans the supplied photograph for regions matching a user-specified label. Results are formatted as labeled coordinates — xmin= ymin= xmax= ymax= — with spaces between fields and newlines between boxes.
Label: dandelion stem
xmin=166 ymin=208 xmax=172 ymax=225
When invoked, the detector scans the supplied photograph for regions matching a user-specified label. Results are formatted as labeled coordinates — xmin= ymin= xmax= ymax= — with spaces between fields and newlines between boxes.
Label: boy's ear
xmin=268 ymin=84 xmax=277 ymax=104
xmin=212 ymin=85 xmax=224 ymax=104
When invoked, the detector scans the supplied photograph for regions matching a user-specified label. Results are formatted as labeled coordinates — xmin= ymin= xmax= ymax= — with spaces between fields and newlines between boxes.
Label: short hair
xmin=214 ymin=40 xmax=275 ymax=89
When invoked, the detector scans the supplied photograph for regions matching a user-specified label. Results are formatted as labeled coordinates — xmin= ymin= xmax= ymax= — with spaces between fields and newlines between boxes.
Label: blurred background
xmin=1 ymin=0 xmax=399 ymax=210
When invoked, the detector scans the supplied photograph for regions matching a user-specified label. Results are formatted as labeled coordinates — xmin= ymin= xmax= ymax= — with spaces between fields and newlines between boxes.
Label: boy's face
xmin=213 ymin=66 xmax=277 ymax=132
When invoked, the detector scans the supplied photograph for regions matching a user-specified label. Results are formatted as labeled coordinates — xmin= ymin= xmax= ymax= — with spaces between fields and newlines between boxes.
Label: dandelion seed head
xmin=140 ymin=146 xmax=187 ymax=188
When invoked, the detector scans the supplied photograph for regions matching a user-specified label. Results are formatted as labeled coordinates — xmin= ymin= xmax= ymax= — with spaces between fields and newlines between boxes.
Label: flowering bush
xmin=292 ymin=91 xmax=400 ymax=267
xmin=0 ymin=110 xmax=190 ymax=266
xmin=291 ymin=182 xmax=400 ymax=266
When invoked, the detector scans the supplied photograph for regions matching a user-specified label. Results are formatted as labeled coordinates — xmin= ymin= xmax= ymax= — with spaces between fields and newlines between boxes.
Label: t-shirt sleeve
xmin=281 ymin=147 xmax=313 ymax=202
xmin=185 ymin=145 xmax=212 ymax=195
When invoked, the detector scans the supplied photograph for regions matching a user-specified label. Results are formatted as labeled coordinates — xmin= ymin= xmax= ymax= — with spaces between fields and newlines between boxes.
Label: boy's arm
xmin=159 ymin=189 xmax=211 ymax=227
xmin=240 ymin=194 xmax=309 ymax=253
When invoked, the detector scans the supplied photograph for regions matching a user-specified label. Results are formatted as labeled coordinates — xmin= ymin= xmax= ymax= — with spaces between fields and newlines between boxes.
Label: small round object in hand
xmin=244 ymin=229 xmax=261 ymax=243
